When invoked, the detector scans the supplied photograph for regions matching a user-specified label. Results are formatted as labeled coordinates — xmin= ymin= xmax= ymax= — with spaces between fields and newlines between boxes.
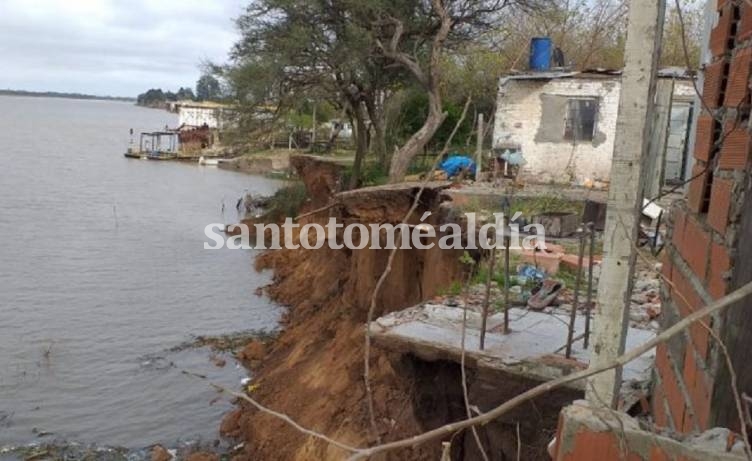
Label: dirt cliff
xmin=221 ymin=157 xmax=467 ymax=460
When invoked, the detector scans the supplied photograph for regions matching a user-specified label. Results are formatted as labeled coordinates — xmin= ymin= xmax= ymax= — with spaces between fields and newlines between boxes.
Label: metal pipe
xmin=565 ymin=229 xmax=586 ymax=358
xmin=584 ymin=224 xmax=596 ymax=349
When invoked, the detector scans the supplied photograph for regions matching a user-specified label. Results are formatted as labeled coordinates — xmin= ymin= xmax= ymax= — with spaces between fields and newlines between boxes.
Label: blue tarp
xmin=440 ymin=155 xmax=476 ymax=178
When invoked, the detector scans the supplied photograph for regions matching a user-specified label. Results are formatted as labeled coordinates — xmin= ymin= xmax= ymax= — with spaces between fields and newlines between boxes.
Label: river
xmin=0 ymin=96 xmax=281 ymax=451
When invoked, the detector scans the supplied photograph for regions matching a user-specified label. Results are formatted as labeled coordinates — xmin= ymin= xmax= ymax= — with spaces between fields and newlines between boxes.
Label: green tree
xmin=225 ymin=0 xmax=402 ymax=187
xmin=196 ymin=74 xmax=221 ymax=101
xmin=136 ymin=88 xmax=166 ymax=107
xmin=176 ymin=87 xmax=196 ymax=101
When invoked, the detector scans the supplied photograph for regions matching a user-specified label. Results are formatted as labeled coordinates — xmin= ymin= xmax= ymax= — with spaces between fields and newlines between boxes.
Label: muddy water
xmin=0 ymin=96 xmax=281 ymax=449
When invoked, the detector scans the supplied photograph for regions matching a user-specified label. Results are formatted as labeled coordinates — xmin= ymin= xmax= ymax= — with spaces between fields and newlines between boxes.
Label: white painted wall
xmin=493 ymin=78 xmax=621 ymax=184
xmin=178 ymin=106 xmax=223 ymax=129
xmin=493 ymin=77 xmax=696 ymax=185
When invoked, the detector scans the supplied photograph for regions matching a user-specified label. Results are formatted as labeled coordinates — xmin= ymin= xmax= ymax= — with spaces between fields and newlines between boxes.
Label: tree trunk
xmin=325 ymin=124 xmax=342 ymax=153
xmin=349 ymin=103 xmax=369 ymax=190
xmin=388 ymin=91 xmax=446 ymax=182
xmin=364 ymin=93 xmax=388 ymax=169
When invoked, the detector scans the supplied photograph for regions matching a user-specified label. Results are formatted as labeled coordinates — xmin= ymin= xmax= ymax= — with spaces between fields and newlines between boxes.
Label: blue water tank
xmin=529 ymin=37 xmax=553 ymax=71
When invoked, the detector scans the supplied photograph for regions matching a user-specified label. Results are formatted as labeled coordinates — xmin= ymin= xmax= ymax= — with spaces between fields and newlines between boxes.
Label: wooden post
xmin=475 ymin=113 xmax=484 ymax=181
xmin=585 ymin=0 xmax=666 ymax=408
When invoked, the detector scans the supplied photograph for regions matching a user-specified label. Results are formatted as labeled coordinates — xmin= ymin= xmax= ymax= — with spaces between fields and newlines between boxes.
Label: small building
xmin=171 ymin=100 xmax=233 ymax=130
xmin=492 ymin=69 xmax=695 ymax=187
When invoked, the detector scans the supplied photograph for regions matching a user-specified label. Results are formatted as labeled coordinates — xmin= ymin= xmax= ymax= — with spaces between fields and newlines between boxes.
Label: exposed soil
xmin=217 ymin=156 xmax=461 ymax=460
xmin=221 ymin=156 xmax=569 ymax=460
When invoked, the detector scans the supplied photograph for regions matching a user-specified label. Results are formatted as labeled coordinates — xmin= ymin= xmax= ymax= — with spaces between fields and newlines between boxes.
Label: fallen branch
xmin=181 ymin=370 xmax=359 ymax=455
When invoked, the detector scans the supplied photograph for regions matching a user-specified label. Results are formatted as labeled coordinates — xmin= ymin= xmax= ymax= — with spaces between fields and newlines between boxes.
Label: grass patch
xmin=509 ymin=195 xmax=584 ymax=218
xmin=342 ymin=161 xmax=390 ymax=188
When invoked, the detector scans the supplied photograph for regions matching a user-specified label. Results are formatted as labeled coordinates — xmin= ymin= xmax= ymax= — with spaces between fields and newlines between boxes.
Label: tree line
xmin=136 ymin=74 xmax=224 ymax=107
xmin=213 ymin=0 xmax=703 ymax=185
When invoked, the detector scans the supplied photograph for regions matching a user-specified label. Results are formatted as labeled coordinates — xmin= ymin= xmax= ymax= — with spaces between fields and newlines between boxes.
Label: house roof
xmin=174 ymin=100 xmax=230 ymax=110
xmin=502 ymin=67 xmax=693 ymax=82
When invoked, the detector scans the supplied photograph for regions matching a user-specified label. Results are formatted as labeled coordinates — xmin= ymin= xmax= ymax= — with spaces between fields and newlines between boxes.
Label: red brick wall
xmin=652 ymin=0 xmax=750 ymax=435
xmin=554 ymin=402 xmax=746 ymax=461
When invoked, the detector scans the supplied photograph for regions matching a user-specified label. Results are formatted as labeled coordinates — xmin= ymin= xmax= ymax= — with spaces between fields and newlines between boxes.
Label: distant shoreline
xmin=0 ymin=89 xmax=135 ymax=102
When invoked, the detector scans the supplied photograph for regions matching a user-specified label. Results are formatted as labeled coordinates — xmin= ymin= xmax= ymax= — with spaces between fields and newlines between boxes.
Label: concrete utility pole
xmin=475 ymin=113 xmax=484 ymax=181
xmin=586 ymin=0 xmax=666 ymax=407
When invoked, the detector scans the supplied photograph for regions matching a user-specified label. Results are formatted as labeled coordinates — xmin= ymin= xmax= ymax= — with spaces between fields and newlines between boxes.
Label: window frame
xmin=563 ymin=97 xmax=600 ymax=142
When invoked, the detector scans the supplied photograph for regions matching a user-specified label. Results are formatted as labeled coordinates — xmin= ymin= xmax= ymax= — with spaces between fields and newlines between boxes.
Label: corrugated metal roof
xmin=501 ymin=67 xmax=693 ymax=82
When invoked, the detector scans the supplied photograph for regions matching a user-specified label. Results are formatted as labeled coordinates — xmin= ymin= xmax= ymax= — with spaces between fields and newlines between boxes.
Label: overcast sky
xmin=0 ymin=0 xmax=245 ymax=97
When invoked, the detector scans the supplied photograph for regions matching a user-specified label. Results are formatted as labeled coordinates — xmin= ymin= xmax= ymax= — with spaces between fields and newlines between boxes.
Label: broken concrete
xmin=553 ymin=400 xmax=747 ymax=461
xmin=370 ymin=300 xmax=656 ymax=409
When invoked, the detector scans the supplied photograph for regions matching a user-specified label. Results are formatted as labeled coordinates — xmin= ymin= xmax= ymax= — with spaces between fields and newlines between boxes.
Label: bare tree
xmin=376 ymin=0 xmax=543 ymax=183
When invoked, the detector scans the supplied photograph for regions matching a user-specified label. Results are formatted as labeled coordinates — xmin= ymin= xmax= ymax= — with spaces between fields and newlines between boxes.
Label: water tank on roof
xmin=529 ymin=37 xmax=552 ymax=71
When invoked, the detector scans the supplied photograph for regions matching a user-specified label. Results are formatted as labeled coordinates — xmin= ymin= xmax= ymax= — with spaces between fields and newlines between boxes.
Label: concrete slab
xmin=371 ymin=303 xmax=655 ymax=408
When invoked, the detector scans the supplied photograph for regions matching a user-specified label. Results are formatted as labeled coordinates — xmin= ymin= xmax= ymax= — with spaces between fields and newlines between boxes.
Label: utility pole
xmin=585 ymin=0 xmax=666 ymax=408
xmin=475 ymin=113 xmax=484 ymax=181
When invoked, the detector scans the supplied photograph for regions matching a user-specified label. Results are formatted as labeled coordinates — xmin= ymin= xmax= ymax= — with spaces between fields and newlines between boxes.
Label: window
xmin=564 ymin=98 xmax=599 ymax=142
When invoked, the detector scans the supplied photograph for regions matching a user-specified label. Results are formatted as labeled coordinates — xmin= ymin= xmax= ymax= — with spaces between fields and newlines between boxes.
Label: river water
xmin=0 ymin=96 xmax=281 ymax=450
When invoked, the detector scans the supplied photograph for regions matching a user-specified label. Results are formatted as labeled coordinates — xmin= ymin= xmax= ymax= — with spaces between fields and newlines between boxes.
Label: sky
xmin=0 ymin=0 xmax=245 ymax=97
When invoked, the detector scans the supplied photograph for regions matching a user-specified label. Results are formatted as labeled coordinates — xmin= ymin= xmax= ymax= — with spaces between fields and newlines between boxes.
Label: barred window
xmin=564 ymin=98 xmax=599 ymax=142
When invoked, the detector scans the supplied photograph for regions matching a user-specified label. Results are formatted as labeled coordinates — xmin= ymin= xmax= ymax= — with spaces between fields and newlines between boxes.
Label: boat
xmin=124 ymin=148 xmax=145 ymax=159
xmin=198 ymin=156 xmax=221 ymax=166
xmin=124 ymin=131 xmax=179 ymax=160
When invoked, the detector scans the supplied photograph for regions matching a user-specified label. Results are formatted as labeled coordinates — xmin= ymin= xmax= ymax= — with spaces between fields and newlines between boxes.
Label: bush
xmin=265 ymin=182 xmax=308 ymax=220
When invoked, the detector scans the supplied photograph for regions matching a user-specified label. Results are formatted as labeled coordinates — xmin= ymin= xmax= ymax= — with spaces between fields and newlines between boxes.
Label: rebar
xmin=565 ymin=229 xmax=586 ymax=358
xmin=480 ymin=245 xmax=497 ymax=350
xmin=584 ymin=223 xmax=596 ymax=349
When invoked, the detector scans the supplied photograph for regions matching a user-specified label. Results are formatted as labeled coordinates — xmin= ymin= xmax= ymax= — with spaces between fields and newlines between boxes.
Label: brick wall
xmin=652 ymin=0 xmax=752 ymax=435
xmin=554 ymin=401 xmax=746 ymax=461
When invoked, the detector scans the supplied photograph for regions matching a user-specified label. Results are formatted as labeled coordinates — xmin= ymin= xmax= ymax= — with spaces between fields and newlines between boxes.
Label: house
xmin=492 ymin=69 xmax=695 ymax=187
xmin=171 ymin=100 xmax=234 ymax=130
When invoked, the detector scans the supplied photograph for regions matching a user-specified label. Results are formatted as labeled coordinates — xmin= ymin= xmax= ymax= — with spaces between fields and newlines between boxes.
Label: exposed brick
xmin=669 ymin=266 xmax=711 ymax=360
xmin=693 ymin=371 xmax=713 ymax=431
xmin=649 ymin=446 xmax=672 ymax=461
xmin=693 ymin=115 xmax=716 ymax=163
xmin=736 ymin=2 xmax=752 ymax=42
xmin=710 ymin=3 xmax=735 ymax=58
xmin=708 ymin=178 xmax=733 ymax=235
xmin=653 ymin=385 xmax=669 ymax=428
xmin=708 ymin=242 xmax=731 ymax=299
xmin=656 ymin=345 xmax=686 ymax=430
xmin=702 ymin=59 xmax=729 ymax=109
xmin=740 ymin=3 xmax=752 ymax=42
xmin=671 ymin=208 xmax=687 ymax=251
xmin=686 ymin=163 xmax=709 ymax=213
xmin=558 ymin=429 xmax=642 ymax=461
xmin=725 ymin=47 xmax=752 ymax=108
xmin=718 ymin=123 xmax=751 ymax=170
xmin=676 ymin=216 xmax=711 ymax=279
xmin=689 ymin=322 xmax=711 ymax=363
xmin=684 ymin=348 xmax=712 ymax=430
